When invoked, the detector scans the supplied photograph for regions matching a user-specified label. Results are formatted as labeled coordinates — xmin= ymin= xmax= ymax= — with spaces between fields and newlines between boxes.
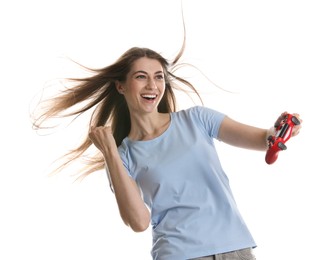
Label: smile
xmin=141 ymin=94 xmax=158 ymax=100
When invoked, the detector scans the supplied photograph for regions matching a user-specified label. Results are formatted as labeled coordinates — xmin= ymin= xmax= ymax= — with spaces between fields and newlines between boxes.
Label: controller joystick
xmin=265 ymin=112 xmax=300 ymax=164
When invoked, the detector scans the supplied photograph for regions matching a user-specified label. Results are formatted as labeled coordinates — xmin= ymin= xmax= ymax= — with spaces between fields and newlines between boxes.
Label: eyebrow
xmin=132 ymin=70 xmax=164 ymax=76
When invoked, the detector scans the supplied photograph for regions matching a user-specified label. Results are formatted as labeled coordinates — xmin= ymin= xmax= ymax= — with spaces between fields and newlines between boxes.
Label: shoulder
xmin=175 ymin=105 xmax=216 ymax=117
xmin=176 ymin=106 xmax=225 ymax=123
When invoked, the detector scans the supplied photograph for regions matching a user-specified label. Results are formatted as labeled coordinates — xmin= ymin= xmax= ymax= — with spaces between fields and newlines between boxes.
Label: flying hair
xmin=31 ymin=4 xmax=227 ymax=180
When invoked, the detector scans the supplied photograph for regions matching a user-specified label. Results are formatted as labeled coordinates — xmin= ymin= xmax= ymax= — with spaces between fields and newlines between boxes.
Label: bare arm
xmin=218 ymin=114 xmax=302 ymax=150
xmin=89 ymin=126 xmax=150 ymax=232
xmin=218 ymin=116 xmax=268 ymax=151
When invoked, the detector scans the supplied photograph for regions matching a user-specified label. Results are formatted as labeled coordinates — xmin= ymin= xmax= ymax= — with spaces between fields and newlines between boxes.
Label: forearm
xmin=229 ymin=125 xmax=268 ymax=151
xmin=104 ymin=149 xmax=150 ymax=232
xmin=219 ymin=117 xmax=269 ymax=151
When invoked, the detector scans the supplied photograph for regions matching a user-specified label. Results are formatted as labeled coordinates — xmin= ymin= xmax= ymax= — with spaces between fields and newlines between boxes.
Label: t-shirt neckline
xmin=124 ymin=113 xmax=173 ymax=145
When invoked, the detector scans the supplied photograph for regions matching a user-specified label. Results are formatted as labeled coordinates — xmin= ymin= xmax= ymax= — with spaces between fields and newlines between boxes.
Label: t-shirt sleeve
xmin=191 ymin=106 xmax=226 ymax=139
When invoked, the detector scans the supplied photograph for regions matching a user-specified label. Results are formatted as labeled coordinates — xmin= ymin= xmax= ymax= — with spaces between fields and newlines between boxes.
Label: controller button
xmin=291 ymin=116 xmax=301 ymax=125
xmin=278 ymin=142 xmax=287 ymax=150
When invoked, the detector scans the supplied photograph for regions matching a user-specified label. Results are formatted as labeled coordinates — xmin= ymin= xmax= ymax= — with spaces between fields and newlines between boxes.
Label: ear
xmin=116 ymin=81 xmax=125 ymax=94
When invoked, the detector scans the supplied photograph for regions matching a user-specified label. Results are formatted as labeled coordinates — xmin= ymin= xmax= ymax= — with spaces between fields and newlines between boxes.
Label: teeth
xmin=141 ymin=94 xmax=157 ymax=99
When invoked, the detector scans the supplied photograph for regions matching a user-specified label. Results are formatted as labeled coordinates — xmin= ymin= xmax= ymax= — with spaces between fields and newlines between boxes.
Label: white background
xmin=1 ymin=0 xmax=333 ymax=259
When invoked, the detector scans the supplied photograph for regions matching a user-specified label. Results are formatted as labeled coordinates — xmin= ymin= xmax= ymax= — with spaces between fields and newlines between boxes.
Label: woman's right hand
xmin=89 ymin=126 xmax=150 ymax=232
xmin=89 ymin=126 xmax=117 ymax=155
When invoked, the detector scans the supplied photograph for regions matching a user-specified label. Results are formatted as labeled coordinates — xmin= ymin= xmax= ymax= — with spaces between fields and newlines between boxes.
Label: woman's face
xmin=117 ymin=57 xmax=166 ymax=114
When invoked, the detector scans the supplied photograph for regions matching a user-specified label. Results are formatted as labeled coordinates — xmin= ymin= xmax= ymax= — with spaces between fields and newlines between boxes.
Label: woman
xmin=33 ymin=46 xmax=302 ymax=260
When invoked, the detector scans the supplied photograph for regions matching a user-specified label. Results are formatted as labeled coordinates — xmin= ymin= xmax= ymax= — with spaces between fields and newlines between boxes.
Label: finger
xmin=292 ymin=124 xmax=302 ymax=136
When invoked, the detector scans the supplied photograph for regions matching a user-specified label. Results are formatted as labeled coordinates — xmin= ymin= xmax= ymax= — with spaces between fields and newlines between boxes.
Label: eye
xmin=156 ymin=74 xmax=164 ymax=80
xmin=136 ymin=74 xmax=146 ymax=79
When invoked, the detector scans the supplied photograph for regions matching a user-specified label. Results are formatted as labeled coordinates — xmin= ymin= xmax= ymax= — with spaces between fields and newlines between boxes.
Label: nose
xmin=146 ymin=77 xmax=158 ymax=90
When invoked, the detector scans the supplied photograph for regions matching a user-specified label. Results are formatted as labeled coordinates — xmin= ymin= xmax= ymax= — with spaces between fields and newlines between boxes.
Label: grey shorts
xmin=190 ymin=248 xmax=256 ymax=260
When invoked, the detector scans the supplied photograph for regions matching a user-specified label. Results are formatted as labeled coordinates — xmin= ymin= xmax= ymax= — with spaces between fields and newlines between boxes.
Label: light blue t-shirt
xmin=117 ymin=106 xmax=256 ymax=260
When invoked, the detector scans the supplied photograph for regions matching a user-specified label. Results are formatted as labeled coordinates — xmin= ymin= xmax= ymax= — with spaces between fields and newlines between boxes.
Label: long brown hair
xmin=32 ymin=43 xmax=203 ymax=179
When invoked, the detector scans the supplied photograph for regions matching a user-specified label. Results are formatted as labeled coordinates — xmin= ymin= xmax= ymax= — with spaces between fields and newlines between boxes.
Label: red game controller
xmin=265 ymin=112 xmax=300 ymax=164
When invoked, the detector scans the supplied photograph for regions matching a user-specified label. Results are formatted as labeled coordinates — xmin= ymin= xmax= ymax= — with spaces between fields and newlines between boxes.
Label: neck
xmin=128 ymin=112 xmax=170 ymax=141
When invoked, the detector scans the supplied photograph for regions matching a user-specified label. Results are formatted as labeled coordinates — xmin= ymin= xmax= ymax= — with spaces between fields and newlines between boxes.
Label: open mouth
xmin=141 ymin=94 xmax=158 ymax=101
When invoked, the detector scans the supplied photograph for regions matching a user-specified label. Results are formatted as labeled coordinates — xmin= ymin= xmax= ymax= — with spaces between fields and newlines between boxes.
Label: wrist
xmin=265 ymin=127 xmax=276 ymax=147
